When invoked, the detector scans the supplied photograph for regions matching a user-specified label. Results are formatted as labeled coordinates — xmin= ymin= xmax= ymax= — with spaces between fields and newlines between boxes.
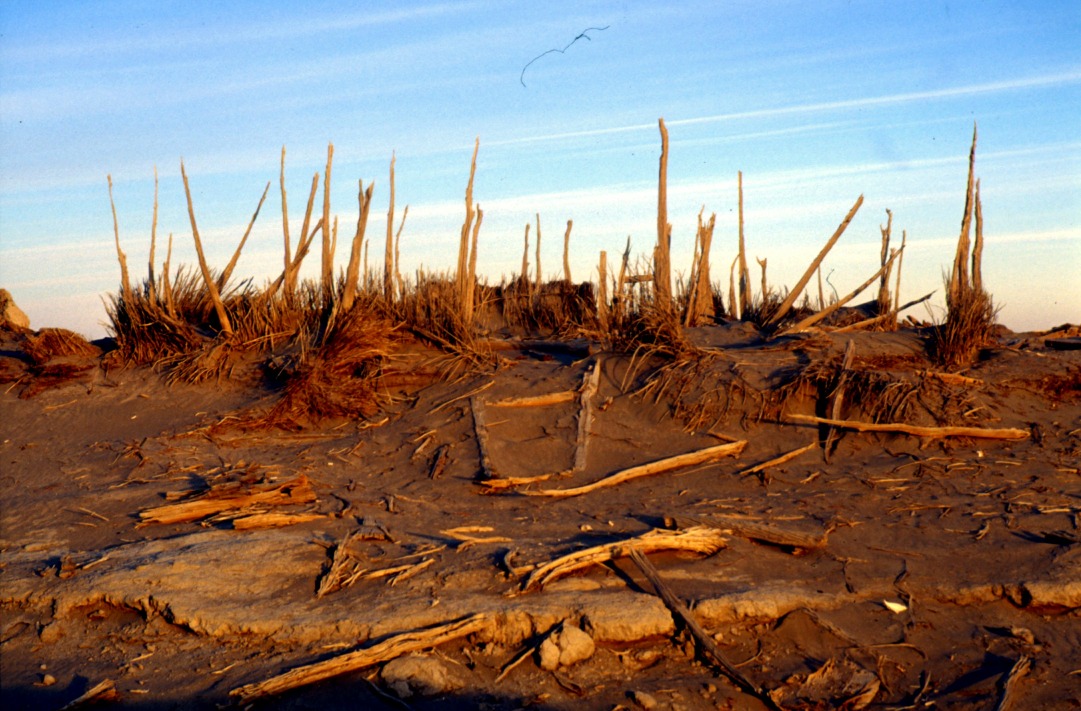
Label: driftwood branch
xmin=520 ymin=440 xmax=747 ymax=499
xmin=787 ymin=414 xmax=1028 ymax=440
xmin=739 ymin=441 xmax=819 ymax=481
xmin=230 ymin=614 xmax=489 ymax=704
xmin=522 ymin=526 xmax=727 ymax=592
xmin=767 ymin=194 xmax=864 ymax=325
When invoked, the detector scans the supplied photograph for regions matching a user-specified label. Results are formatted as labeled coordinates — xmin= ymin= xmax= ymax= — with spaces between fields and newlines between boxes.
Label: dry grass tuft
xmin=22 ymin=328 xmax=99 ymax=364
xmin=254 ymin=303 xmax=398 ymax=429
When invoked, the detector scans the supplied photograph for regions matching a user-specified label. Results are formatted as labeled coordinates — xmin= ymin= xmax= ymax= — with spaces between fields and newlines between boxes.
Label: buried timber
xmin=1 ymin=123 xmax=1080 ymax=709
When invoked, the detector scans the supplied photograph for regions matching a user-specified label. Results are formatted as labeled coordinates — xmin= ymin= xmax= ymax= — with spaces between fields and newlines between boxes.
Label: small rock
xmin=39 ymin=621 xmax=63 ymax=644
xmin=538 ymin=623 xmax=595 ymax=670
xmin=630 ymin=689 xmax=660 ymax=709
xmin=0 ymin=289 xmax=30 ymax=330
xmin=381 ymin=654 xmax=461 ymax=698
xmin=583 ymin=594 xmax=674 ymax=643
xmin=41 ymin=674 xmax=56 ymax=686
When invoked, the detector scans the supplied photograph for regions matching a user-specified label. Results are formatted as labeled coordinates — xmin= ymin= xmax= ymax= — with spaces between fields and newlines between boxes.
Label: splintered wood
xmin=666 ymin=514 xmax=830 ymax=553
xmin=521 ymin=526 xmax=727 ymax=592
xmin=138 ymin=475 xmax=316 ymax=526
xmin=230 ymin=614 xmax=489 ymax=704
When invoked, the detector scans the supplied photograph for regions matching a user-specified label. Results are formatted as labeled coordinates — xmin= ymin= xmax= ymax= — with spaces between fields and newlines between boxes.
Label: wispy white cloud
xmin=0 ymin=3 xmax=484 ymax=63
xmin=490 ymin=70 xmax=1081 ymax=147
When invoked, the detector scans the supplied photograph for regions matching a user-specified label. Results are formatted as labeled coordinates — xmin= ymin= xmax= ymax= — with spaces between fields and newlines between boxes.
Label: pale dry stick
xmin=951 ymin=123 xmax=978 ymax=304
xmin=465 ymin=206 xmax=483 ymax=323
xmin=534 ymin=213 xmax=543 ymax=292
xmin=59 ymin=678 xmax=117 ymax=710
xmin=833 ymin=290 xmax=931 ymax=334
xmin=787 ymin=414 xmax=1029 ymax=440
xmin=563 ymin=219 xmax=573 ymax=284
xmin=917 ymin=370 xmax=983 ymax=386
xmin=817 ymin=264 xmax=825 ymax=311
xmin=973 ymin=179 xmax=984 ymax=293
xmin=766 ymin=194 xmax=865 ymax=326
xmin=522 ymin=440 xmax=747 ymax=499
xmin=597 ymin=250 xmax=609 ymax=330
xmin=824 ymin=340 xmax=856 ymax=462
xmin=230 ymin=614 xmax=490 ymax=704
xmin=614 ymin=237 xmax=631 ymax=323
xmin=574 ymin=359 xmax=602 ymax=472
xmin=394 ymin=205 xmax=407 ymax=297
xmin=689 ymin=212 xmax=716 ymax=326
xmin=628 ymin=549 xmax=781 ymax=711
xmin=495 ymin=640 xmax=542 ymax=683
xmin=489 ymin=390 xmax=576 ymax=408
xmin=428 ymin=380 xmax=493 ymax=415
xmin=992 ymin=655 xmax=1031 ymax=711
xmin=522 ymin=526 xmax=728 ymax=592
xmin=162 ymin=233 xmax=175 ymax=314
xmin=280 ymin=147 xmax=291 ymax=276
xmin=289 ymin=172 xmax=321 ymax=294
xmin=738 ymin=170 xmax=751 ymax=317
xmin=776 ymin=246 xmax=900 ymax=336
xmin=877 ymin=209 xmax=893 ymax=315
xmin=180 ymin=161 xmax=233 ymax=335
xmin=148 ymin=167 xmax=158 ymax=301
xmin=385 ymin=152 xmax=396 ymax=302
xmin=654 ymin=118 xmax=672 ymax=310
xmin=471 ymin=397 xmax=496 ymax=480
xmin=738 ymin=441 xmax=819 ymax=480
xmin=684 ymin=211 xmax=703 ymax=327
xmin=756 ymin=256 xmax=768 ymax=304
xmin=892 ymin=230 xmax=907 ymax=315
xmin=107 ymin=175 xmax=133 ymax=304
xmin=217 ymin=181 xmax=270 ymax=291
xmin=341 ymin=181 xmax=375 ymax=312
xmin=456 ymin=138 xmax=477 ymax=296
xmin=520 ymin=223 xmax=531 ymax=285
xmin=232 ymin=512 xmax=325 ymax=531
xmin=728 ymin=255 xmax=739 ymax=320
xmin=321 ymin=143 xmax=335 ymax=305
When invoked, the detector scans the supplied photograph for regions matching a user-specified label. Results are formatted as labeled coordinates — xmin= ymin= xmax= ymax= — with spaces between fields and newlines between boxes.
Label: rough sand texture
xmin=2 ymin=325 xmax=1079 ymax=709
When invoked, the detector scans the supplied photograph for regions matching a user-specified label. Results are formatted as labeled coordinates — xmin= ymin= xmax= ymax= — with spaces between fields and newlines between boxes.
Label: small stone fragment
xmin=381 ymin=654 xmax=461 ymax=698
xmin=39 ymin=621 xmax=63 ymax=643
xmin=630 ymin=689 xmax=660 ymax=709
xmin=538 ymin=623 xmax=595 ymax=670
xmin=41 ymin=674 xmax=56 ymax=686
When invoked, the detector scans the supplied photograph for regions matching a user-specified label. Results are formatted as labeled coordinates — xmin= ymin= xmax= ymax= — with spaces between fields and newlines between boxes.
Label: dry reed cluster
xmin=103 ymin=122 xmax=995 ymax=424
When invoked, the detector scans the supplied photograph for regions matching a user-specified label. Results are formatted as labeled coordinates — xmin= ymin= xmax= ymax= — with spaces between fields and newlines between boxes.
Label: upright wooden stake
xmin=321 ymin=144 xmax=335 ymax=305
xmin=654 ymin=119 xmax=672 ymax=310
xmin=562 ymin=219 xmax=573 ymax=284
xmin=107 ymin=175 xmax=132 ymax=304
xmin=180 ymin=161 xmax=232 ymax=335
xmin=384 ymin=152 xmax=396 ymax=302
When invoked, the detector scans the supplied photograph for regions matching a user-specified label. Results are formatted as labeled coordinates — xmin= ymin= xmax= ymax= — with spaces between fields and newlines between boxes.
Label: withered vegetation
xmin=96 ymin=122 xmax=1002 ymax=427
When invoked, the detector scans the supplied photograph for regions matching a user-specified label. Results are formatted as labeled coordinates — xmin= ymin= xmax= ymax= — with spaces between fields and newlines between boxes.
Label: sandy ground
xmin=1 ymin=324 xmax=1079 ymax=710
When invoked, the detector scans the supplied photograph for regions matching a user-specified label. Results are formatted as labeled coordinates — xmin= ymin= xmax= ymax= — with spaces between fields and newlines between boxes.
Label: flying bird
xmin=520 ymin=26 xmax=610 ymax=87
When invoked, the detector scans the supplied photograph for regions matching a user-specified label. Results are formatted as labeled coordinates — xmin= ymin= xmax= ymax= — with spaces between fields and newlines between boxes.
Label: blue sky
xmin=1 ymin=1 xmax=1078 ymax=337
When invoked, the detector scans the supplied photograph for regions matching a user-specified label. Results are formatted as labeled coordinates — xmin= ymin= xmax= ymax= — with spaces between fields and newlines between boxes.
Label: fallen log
xmin=787 ymin=414 xmax=1028 ymax=440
